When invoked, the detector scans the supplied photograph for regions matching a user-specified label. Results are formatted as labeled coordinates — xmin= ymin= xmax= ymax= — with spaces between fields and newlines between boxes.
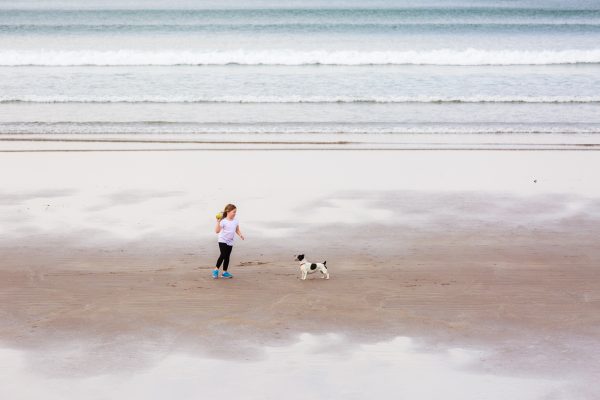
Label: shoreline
xmin=3 ymin=132 xmax=600 ymax=152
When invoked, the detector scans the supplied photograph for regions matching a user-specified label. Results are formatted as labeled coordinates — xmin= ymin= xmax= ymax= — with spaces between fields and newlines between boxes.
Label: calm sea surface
xmin=1 ymin=0 xmax=599 ymax=143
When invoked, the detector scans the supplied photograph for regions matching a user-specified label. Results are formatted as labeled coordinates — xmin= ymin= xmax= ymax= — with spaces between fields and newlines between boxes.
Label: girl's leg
xmin=222 ymin=244 xmax=233 ymax=271
xmin=216 ymin=242 xmax=228 ymax=268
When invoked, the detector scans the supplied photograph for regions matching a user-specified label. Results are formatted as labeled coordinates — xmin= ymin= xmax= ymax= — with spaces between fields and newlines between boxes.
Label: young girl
xmin=214 ymin=204 xmax=244 ymax=279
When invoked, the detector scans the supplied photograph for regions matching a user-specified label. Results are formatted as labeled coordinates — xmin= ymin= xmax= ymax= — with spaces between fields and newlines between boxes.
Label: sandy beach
xmin=1 ymin=149 xmax=599 ymax=399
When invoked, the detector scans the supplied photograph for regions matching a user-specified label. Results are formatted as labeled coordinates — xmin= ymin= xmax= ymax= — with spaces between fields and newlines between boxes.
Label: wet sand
xmin=1 ymin=150 xmax=600 ymax=398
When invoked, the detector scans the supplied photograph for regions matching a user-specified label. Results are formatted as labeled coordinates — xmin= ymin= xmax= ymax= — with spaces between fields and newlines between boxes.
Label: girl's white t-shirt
xmin=218 ymin=218 xmax=239 ymax=246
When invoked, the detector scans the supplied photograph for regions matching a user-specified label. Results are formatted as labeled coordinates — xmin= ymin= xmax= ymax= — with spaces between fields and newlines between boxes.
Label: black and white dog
xmin=295 ymin=254 xmax=329 ymax=280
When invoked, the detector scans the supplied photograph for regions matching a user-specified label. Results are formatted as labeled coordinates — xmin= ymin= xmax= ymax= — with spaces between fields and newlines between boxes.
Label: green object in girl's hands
xmin=216 ymin=212 xmax=223 ymax=220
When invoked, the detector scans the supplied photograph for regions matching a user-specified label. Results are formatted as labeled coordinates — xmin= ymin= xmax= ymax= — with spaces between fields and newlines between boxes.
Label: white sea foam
xmin=2 ymin=48 xmax=600 ymax=66
xmin=2 ymin=95 xmax=599 ymax=104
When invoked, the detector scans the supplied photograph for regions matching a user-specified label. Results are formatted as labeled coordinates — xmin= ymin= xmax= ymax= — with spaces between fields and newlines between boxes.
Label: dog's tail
xmin=323 ymin=260 xmax=327 ymax=268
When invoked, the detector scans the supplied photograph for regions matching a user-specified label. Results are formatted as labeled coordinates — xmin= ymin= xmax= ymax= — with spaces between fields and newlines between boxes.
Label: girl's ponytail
xmin=222 ymin=203 xmax=237 ymax=219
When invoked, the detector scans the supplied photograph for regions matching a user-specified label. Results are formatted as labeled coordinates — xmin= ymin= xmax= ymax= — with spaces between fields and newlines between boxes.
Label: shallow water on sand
xmin=0 ymin=333 xmax=568 ymax=400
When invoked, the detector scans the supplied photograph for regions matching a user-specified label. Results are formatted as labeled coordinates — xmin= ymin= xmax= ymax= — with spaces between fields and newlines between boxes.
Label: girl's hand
xmin=240 ymin=234 xmax=245 ymax=240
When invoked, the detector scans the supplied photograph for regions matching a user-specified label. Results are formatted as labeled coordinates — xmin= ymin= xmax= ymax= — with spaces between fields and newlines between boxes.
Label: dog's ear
xmin=298 ymin=254 xmax=304 ymax=261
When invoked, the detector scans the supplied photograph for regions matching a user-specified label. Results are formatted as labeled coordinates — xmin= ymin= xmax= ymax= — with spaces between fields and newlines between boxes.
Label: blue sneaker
xmin=222 ymin=271 xmax=233 ymax=279
xmin=212 ymin=269 xmax=219 ymax=279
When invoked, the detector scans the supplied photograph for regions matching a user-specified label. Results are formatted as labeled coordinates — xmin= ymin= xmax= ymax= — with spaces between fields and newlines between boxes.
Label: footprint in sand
xmin=238 ymin=261 xmax=269 ymax=266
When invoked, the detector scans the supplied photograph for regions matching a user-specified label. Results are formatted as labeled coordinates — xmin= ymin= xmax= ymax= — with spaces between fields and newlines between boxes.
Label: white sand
xmin=1 ymin=150 xmax=599 ymax=242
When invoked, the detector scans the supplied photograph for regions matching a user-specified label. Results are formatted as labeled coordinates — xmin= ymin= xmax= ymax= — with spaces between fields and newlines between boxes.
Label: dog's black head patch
xmin=310 ymin=263 xmax=317 ymax=270
xmin=295 ymin=254 xmax=305 ymax=262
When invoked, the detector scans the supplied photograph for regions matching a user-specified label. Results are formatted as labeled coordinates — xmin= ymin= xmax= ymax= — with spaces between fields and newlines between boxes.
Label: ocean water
xmin=1 ymin=0 xmax=600 ymax=146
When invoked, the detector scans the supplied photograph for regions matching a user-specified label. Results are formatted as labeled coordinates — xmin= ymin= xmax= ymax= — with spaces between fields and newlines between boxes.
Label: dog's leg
xmin=301 ymin=270 xmax=307 ymax=280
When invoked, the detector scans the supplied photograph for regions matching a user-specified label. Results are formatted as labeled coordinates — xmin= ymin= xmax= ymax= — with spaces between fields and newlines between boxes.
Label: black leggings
xmin=216 ymin=242 xmax=233 ymax=271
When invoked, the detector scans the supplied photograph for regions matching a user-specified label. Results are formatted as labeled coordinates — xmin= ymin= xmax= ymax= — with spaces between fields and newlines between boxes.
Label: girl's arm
xmin=236 ymin=225 xmax=245 ymax=240
xmin=215 ymin=219 xmax=222 ymax=234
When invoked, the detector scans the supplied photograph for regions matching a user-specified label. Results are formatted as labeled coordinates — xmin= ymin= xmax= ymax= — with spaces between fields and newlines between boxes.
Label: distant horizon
xmin=3 ymin=0 xmax=600 ymax=10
